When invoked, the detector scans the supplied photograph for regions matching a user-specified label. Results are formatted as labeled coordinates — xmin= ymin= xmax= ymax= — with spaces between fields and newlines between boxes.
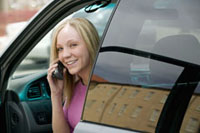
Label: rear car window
xmin=83 ymin=0 xmax=200 ymax=132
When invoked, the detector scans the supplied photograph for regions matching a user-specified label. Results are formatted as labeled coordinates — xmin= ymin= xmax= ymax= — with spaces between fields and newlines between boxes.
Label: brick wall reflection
xmin=83 ymin=81 xmax=200 ymax=133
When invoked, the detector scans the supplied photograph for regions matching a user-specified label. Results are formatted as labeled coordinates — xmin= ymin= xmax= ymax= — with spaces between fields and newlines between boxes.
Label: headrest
xmin=149 ymin=34 xmax=200 ymax=86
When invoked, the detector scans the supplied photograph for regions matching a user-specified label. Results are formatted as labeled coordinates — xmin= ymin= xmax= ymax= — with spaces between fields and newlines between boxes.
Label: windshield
xmin=0 ymin=0 xmax=50 ymax=57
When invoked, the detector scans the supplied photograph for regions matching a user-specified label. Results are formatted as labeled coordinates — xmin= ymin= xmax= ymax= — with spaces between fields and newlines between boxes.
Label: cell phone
xmin=52 ymin=61 xmax=64 ymax=80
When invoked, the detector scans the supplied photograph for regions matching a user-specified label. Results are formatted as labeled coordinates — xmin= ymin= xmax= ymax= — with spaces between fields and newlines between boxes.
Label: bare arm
xmin=51 ymin=95 xmax=70 ymax=133
xmin=47 ymin=62 xmax=70 ymax=133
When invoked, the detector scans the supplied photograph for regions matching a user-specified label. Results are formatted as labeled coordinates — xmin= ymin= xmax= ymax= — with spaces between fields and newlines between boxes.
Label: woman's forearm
xmin=51 ymin=96 xmax=70 ymax=133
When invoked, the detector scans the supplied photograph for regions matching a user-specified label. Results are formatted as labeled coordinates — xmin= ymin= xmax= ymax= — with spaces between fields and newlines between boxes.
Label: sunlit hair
xmin=50 ymin=18 xmax=100 ymax=106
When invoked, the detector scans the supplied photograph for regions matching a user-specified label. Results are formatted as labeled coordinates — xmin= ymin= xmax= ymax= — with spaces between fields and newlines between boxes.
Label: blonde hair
xmin=50 ymin=18 xmax=100 ymax=106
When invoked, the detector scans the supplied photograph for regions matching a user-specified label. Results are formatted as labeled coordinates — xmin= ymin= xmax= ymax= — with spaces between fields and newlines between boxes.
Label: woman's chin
xmin=68 ymin=69 xmax=78 ymax=75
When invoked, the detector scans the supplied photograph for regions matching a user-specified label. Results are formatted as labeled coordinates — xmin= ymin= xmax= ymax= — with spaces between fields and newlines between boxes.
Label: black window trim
xmin=100 ymin=46 xmax=200 ymax=69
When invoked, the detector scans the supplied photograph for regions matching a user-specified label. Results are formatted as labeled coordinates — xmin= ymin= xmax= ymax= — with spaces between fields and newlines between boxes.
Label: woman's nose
xmin=62 ymin=48 xmax=71 ymax=58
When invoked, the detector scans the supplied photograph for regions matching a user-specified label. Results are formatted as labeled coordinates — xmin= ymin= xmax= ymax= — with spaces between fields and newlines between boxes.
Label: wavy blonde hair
xmin=50 ymin=18 xmax=100 ymax=106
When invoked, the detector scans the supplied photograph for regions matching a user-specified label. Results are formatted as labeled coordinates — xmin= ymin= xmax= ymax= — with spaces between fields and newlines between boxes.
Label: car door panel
xmin=75 ymin=122 xmax=139 ymax=133
xmin=81 ymin=0 xmax=200 ymax=132
xmin=3 ymin=72 xmax=52 ymax=133
xmin=4 ymin=90 xmax=28 ymax=133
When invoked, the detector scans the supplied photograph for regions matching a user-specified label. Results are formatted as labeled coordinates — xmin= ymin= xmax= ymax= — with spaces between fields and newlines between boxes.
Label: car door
xmin=77 ymin=0 xmax=200 ymax=133
xmin=0 ymin=0 xmax=117 ymax=132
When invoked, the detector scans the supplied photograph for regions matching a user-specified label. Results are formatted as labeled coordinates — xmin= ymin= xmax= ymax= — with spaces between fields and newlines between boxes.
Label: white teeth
xmin=67 ymin=60 xmax=76 ymax=65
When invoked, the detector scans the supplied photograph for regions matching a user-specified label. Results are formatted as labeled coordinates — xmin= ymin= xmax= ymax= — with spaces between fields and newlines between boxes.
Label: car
xmin=0 ymin=0 xmax=200 ymax=133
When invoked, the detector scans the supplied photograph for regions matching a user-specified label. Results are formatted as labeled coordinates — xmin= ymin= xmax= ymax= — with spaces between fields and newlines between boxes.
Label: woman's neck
xmin=78 ymin=71 xmax=90 ymax=86
xmin=81 ymin=75 xmax=88 ymax=86
xmin=78 ymin=64 xmax=92 ymax=86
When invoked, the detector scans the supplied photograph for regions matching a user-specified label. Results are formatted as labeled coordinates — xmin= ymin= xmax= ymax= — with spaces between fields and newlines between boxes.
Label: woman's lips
xmin=65 ymin=59 xmax=78 ymax=67
xmin=67 ymin=60 xmax=76 ymax=65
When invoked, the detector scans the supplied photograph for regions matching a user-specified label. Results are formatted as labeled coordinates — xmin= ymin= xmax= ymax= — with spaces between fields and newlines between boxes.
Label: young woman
xmin=47 ymin=18 xmax=99 ymax=133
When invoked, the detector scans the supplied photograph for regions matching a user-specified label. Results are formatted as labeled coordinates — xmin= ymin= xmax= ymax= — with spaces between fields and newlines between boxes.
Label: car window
xmin=83 ymin=0 xmax=200 ymax=132
xmin=12 ymin=3 xmax=115 ymax=78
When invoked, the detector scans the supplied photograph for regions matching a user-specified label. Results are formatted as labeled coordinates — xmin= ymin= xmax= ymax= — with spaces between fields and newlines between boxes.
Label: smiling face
xmin=56 ymin=24 xmax=91 ymax=79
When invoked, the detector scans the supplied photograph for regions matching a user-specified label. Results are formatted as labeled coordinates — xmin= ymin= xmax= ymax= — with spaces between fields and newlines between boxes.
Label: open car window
xmin=12 ymin=2 xmax=116 ymax=78
xmin=2 ymin=1 xmax=117 ymax=133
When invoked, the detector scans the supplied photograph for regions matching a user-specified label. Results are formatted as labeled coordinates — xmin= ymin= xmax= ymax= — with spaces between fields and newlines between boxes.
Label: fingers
xmin=47 ymin=63 xmax=58 ymax=79
xmin=62 ymin=68 xmax=67 ymax=80
xmin=47 ymin=59 xmax=66 ymax=97
xmin=63 ymin=67 xmax=66 ymax=74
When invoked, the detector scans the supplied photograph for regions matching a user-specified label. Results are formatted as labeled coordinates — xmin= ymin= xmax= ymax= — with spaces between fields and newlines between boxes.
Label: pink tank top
xmin=63 ymin=81 xmax=87 ymax=133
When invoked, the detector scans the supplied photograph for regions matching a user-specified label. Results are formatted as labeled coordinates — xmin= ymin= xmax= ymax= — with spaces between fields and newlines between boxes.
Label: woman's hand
xmin=47 ymin=60 xmax=66 ymax=98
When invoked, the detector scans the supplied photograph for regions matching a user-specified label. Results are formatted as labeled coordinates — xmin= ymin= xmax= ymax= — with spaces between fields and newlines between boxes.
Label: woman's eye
xmin=70 ymin=44 xmax=78 ymax=48
xmin=57 ymin=48 xmax=63 ymax=52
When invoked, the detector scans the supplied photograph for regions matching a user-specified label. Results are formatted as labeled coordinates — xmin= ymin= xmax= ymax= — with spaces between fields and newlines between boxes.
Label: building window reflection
xmin=109 ymin=103 xmax=117 ymax=114
xmin=144 ymin=91 xmax=154 ymax=101
xmin=149 ymin=109 xmax=160 ymax=122
xmin=107 ymin=87 xmax=117 ymax=96
xmin=119 ymin=88 xmax=127 ymax=97
xmin=118 ymin=104 xmax=128 ymax=116
xmin=160 ymin=94 xmax=168 ymax=104
xmin=196 ymin=105 xmax=200 ymax=112
xmin=129 ymin=90 xmax=140 ymax=98
xmin=185 ymin=118 xmax=199 ymax=133
xmin=131 ymin=106 xmax=142 ymax=118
